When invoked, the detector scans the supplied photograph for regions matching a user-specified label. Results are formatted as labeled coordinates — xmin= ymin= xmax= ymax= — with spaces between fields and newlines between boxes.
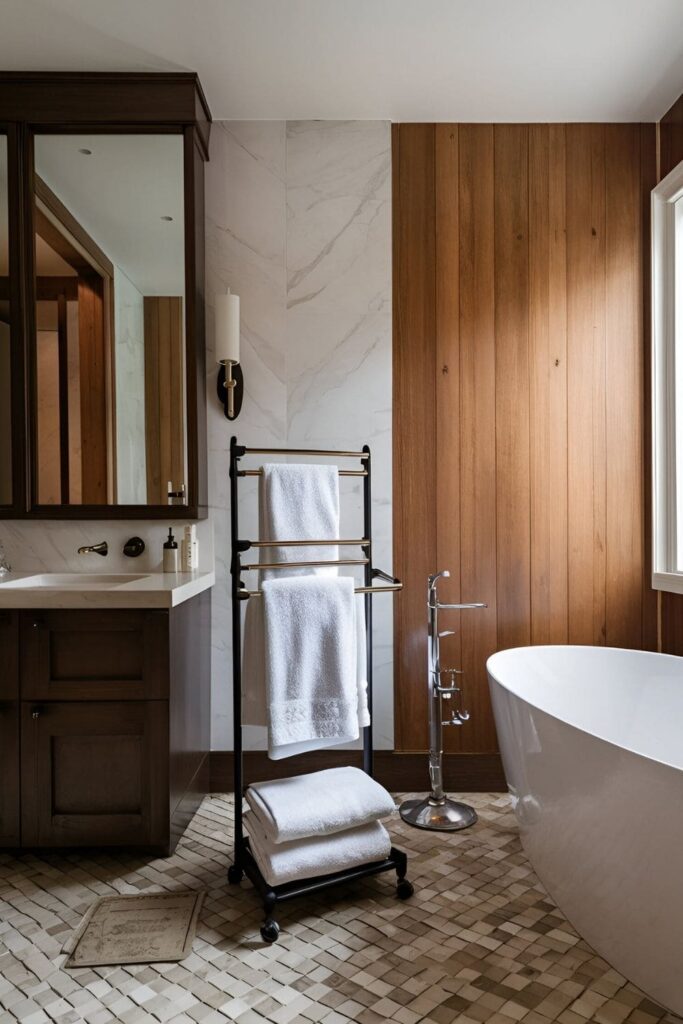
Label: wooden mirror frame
xmin=0 ymin=72 xmax=211 ymax=520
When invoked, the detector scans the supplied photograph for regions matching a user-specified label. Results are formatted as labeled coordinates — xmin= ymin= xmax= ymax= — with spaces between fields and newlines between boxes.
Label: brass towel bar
xmin=238 ymin=467 xmax=366 ymax=477
xmin=244 ymin=538 xmax=370 ymax=548
xmin=241 ymin=446 xmax=369 ymax=459
xmin=238 ymin=582 xmax=403 ymax=600
xmin=241 ymin=557 xmax=369 ymax=571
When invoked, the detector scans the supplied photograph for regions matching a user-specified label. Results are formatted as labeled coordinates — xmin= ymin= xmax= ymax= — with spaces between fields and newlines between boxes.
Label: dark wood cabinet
xmin=21 ymin=700 xmax=168 ymax=847
xmin=0 ymin=72 xmax=211 ymax=520
xmin=0 ymin=592 xmax=210 ymax=852
xmin=21 ymin=609 xmax=169 ymax=701
xmin=0 ymin=612 xmax=20 ymax=846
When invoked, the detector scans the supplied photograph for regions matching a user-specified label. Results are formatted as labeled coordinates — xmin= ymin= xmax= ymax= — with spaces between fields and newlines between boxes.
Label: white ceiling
xmin=0 ymin=0 xmax=682 ymax=122
xmin=35 ymin=135 xmax=185 ymax=295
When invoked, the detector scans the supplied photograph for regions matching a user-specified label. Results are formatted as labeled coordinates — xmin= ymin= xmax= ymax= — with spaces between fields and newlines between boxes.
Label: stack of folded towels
xmin=244 ymin=766 xmax=396 ymax=886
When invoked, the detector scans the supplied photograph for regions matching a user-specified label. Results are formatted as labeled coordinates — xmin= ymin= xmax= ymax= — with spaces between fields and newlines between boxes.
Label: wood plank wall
xmin=144 ymin=296 xmax=186 ymax=505
xmin=393 ymin=122 xmax=657 ymax=754
xmin=657 ymin=93 xmax=683 ymax=655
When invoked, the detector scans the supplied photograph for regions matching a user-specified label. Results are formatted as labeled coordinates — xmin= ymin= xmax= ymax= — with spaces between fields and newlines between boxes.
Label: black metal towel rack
xmin=227 ymin=436 xmax=414 ymax=942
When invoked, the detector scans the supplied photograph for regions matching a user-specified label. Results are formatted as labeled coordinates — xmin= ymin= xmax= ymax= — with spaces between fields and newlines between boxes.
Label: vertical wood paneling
xmin=393 ymin=121 xmax=655 ymax=752
xmin=435 ymin=125 xmax=462 ymax=694
xmin=641 ymin=124 xmax=658 ymax=652
xmin=494 ymin=125 xmax=531 ymax=651
xmin=529 ymin=125 xmax=568 ymax=643
xmin=458 ymin=125 xmax=498 ymax=752
xmin=144 ymin=297 xmax=186 ymax=506
xmin=77 ymin=277 xmax=107 ymax=504
xmin=657 ymin=94 xmax=683 ymax=656
xmin=605 ymin=126 xmax=643 ymax=647
xmin=392 ymin=124 xmax=436 ymax=751
xmin=566 ymin=125 xmax=607 ymax=645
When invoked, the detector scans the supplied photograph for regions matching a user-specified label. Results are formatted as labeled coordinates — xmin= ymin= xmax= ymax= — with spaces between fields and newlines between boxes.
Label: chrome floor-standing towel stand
xmin=399 ymin=570 xmax=486 ymax=831
xmin=227 ymin=437 xmax=413 ymax=942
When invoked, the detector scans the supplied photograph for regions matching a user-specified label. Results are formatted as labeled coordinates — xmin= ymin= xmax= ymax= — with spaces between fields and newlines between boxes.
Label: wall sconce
xmin=215 ymin=290 xmax=243 ymax=420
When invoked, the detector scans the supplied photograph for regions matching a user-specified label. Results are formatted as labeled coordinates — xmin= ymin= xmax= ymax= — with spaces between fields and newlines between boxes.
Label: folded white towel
xmin=245 ymin=767 xmax=396 ymax=844
xmin=264 ymin=575 xmax=360 ymax=759
xmin=245 ymin=815 xmax=392 ymax=886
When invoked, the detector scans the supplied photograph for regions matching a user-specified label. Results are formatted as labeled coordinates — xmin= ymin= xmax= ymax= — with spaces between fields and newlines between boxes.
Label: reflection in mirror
xmin=33 ymin=134 xmax=186 ymax=506
xmin=0 ymin=137 xmax=11 ymax=505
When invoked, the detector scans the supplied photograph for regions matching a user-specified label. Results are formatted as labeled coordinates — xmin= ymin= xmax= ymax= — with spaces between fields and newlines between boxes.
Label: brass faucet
xmin=77 ymin=541 xmax=108 ymax=557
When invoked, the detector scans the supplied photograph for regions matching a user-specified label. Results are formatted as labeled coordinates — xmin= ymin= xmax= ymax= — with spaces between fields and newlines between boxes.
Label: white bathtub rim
xmin=487 ymin=644 xmax=683 ymax=774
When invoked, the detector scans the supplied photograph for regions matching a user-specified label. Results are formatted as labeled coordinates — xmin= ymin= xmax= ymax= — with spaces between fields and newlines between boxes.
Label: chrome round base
xmin=399 ymin=796 xmax=478 ymax=832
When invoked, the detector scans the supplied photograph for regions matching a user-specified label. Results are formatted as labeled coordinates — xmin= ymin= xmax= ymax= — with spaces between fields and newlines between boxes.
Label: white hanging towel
xmin=243 ymin=462 xmax=339 ymax=729
xmin=263 ymin=575 xmax=361 ymax=759
xmin=242 ymin=462 xmax=369 ymax=748
xmin=245 ymin=767 xmax=396 ymax=844
xmin=245 ymin=815 xmax=391 ymax=886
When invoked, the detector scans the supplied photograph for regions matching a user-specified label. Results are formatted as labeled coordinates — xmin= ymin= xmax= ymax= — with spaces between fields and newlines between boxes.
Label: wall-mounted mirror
xmin=0 ymin=135 xmax=12 ymax=507
xmin=32 ymin=133 xmax=187 ymax=507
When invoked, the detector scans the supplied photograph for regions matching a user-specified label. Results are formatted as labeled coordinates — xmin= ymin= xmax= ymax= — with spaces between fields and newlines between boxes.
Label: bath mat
xmin=64 ymin=890 xmax=204 ymax=968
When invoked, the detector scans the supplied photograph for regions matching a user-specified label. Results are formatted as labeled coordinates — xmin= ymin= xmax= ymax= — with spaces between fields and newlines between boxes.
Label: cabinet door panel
xmin=0 ymin=611 xmax=19 ymax=845
xmin=21 ymin=700 xmax=168 ymax=848
xmin=20 ymin=609 xmax=169 ymax=700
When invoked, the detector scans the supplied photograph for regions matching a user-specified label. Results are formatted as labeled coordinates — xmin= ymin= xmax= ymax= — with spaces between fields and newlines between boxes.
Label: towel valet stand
xmin=227 ymin=436 xmax=413 ymax=942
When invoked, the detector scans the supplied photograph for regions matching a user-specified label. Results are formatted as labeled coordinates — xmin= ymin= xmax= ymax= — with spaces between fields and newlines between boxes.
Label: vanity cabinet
xmin=21 ymin=700 xmax=168 ymax=848
xmin=2 ymin=594 xmax=210 ymax=853
xmin=0 ymin=612 xmax=20 ymax=845
xmin=21 ymin=609 xmax=168 ymax=701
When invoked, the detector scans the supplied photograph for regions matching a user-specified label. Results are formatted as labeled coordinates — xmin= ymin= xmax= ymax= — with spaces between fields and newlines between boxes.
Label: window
xmin=652 ymin=160 xmax=683 ymax=592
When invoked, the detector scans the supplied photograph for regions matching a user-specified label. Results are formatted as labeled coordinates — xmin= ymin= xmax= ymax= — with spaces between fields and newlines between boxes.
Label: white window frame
xmin=652 ymin=160 xmax=683 ymax=594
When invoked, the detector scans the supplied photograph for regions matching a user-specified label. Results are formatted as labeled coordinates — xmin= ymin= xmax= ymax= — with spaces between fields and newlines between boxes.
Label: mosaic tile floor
xmin=0 ymin=793 xmax=679 ymax=1024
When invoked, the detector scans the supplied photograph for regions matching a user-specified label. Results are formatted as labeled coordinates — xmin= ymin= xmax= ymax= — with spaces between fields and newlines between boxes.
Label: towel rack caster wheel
xmin=261 ymin=919 xmax=280 ymax=943
xmin=396 ymin=879 xmax=414 ymax=900
xmin=227 ymin=864 xmax=243 ymax=885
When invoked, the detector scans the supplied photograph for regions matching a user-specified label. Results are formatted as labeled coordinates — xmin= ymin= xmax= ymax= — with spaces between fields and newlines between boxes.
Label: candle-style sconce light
xmin=215 ymin=289 xmax=243 ymax=420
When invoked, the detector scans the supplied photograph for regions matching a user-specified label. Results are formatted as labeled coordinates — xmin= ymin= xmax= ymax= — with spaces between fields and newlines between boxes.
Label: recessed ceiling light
xmin=161 ymin=215 xmax=173 ymax=221
xmin=78 ymin=148 xmax=92 ymax=156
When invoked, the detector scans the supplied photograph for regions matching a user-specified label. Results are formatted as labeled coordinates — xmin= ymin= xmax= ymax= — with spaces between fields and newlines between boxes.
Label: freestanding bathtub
xmin=487 ymin=645 xmax=683 ymax=1016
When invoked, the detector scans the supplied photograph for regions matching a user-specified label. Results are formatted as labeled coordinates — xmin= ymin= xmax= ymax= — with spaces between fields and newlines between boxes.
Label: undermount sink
xmin=0 ymin=573 xmax=150 ymax=589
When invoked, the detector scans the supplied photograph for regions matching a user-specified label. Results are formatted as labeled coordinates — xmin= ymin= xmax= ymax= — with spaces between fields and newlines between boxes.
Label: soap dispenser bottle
xmin=163 ymin=528 xmax=179 ymax=572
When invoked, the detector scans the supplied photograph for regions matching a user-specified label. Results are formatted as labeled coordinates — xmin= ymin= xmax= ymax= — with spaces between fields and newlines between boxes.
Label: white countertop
xmin=0 ymin=570 xmax=215 ymax=609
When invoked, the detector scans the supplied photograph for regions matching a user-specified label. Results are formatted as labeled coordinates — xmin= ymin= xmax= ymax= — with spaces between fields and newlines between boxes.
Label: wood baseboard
xmin=209 ymin=750 xmax=506 ymax=793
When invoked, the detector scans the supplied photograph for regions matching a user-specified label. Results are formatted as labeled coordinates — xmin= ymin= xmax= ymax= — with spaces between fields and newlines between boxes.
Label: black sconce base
xmin=217 ymin=362 xmax=244 ymax=420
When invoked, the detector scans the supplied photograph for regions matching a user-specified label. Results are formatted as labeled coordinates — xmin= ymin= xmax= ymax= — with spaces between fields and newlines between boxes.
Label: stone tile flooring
xmin=0 ymin=793 xmax=679 ymax=1024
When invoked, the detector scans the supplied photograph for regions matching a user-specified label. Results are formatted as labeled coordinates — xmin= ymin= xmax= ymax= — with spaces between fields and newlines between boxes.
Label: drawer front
xmin=20 ymin=609 xmax=169 ymax=700
xmin=21 ymin=700 xmax=168 ymax=848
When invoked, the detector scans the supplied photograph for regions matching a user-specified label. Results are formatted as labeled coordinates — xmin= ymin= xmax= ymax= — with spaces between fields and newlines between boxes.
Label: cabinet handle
xmin=31 ymin=706 xmax=42 ymax=719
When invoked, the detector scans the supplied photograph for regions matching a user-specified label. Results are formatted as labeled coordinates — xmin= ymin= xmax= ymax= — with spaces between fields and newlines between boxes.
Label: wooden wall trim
xmin=393 ymin=122 xmax=657 ymax=753
xmin=656 ymin=92 xmax=683 ymax=654
xmin=209 ymin=751 xmax=506 ymax=795
xmin=392 ymin=124 xmax=437 ymax=752
xmin=659 ymin=92 xmax=683 ymax=181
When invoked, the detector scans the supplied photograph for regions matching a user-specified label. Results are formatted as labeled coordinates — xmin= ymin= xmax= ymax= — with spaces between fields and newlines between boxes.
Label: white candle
xmin=215 ymin=291 xmax=240 ymax=364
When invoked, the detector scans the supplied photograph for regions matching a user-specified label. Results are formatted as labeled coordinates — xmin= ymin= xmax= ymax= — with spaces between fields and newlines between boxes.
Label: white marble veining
xmin=114 ymin=266 xmax=147 ymax=504
xmin=205 ymin=119 xmax=393 ymax=750
xmin=0 ymin=518 xmax=214 ymax=575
